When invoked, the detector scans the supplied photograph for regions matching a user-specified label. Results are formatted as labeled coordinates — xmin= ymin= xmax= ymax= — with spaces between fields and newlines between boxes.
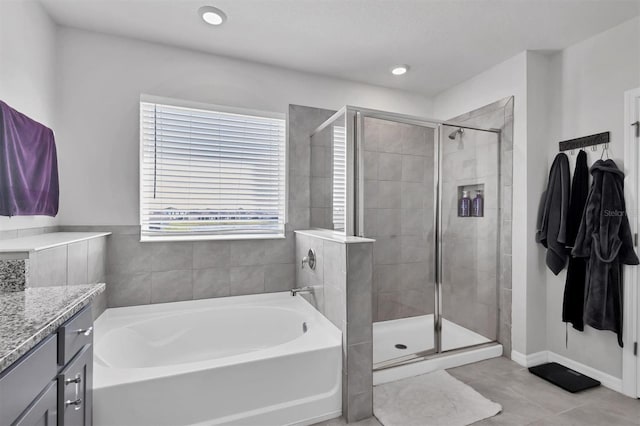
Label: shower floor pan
xmin=373 ymin=314 xmax=502 ymax=385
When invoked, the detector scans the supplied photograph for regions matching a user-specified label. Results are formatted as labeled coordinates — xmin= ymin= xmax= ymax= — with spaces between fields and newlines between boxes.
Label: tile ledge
xmin=295 ymin=229 xmax=375 ymax=244
xmin=0 ymin=232 xmax=111 ymax=256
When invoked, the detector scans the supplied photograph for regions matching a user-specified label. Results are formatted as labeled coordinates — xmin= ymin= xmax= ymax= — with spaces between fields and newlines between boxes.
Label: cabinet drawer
xmin=0 ymin=335 xmax=58 ymax=425
xmin=58 ymin=345 xmax=92 ymax=426
xmin=58 ymin=306 xmax=92 ymax=366
xmin=13 ymin=381 xmax=57 ymax=426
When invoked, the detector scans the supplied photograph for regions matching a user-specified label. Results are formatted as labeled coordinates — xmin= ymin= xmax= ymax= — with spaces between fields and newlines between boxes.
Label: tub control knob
xmin=301 ymin=249 xmax=316 ymax=270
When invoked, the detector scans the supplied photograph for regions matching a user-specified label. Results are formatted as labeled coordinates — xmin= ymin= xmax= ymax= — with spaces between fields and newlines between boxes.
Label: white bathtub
xmin=93 ymin=292 xmax=342 ymax=426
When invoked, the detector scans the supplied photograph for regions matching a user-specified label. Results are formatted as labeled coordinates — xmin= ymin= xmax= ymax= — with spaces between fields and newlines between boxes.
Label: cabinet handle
xmin=65 ymin=374 xmax=81 ymax=385
xmin=65 ymin=398 xmax=82 ymax=410
xmin=75 ymin=327 xmax=93 ymax=336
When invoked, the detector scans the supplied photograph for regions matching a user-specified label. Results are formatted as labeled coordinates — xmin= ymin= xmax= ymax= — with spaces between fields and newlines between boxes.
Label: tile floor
xmin=315 ymin=357 xmax=640 ymax=426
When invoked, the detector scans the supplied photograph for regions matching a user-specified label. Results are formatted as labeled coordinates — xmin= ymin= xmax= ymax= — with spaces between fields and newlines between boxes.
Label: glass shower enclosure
xmin=310 ymin=107 xmax=501 ymax=372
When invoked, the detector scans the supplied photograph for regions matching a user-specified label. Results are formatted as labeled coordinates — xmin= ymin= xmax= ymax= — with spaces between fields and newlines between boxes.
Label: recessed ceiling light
xmin=199 ymin=6 xmax=227 ymax=26
xmin=391 ymin=65 xmax=409 ymax=76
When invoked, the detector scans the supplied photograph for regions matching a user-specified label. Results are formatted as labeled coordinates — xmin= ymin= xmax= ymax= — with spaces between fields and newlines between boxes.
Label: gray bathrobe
xmin=572 ymin=159 xmax=639 ymax=347
xmin=536 ymin=153 xmax=571 ymax=274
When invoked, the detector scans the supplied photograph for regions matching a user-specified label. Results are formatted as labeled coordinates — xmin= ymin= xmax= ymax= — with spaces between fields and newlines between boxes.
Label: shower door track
xmin=373 ymin=341 xmax=502 ymax=372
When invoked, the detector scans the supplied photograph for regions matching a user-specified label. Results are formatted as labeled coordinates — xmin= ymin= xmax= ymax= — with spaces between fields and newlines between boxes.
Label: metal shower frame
xmin=312 ymin=106 xmax=502 ymax=371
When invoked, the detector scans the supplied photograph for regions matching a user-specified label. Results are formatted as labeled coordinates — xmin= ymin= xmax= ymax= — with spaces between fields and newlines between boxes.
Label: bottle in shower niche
xmin=472 ymin=190 xmax=484 ymax=217
xmin=458 ymin=190 xmax=471 ymax=217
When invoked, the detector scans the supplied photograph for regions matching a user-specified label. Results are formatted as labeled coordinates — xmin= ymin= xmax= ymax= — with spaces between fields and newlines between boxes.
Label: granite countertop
xmin=0 ymin=283 xmax=105 ymax=373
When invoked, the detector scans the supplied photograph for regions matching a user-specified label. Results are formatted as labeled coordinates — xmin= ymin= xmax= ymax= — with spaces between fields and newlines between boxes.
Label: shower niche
xmin=457 ymin=183 xmax=484 ymax=217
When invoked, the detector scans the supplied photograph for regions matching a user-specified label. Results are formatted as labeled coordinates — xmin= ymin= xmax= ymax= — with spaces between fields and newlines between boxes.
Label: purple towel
xmin=0 ymin=101 xmax=59 ymax=216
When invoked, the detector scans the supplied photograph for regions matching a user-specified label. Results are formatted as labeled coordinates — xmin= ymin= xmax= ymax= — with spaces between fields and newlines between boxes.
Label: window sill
xmin=139 ymin=234 xmax=286 ymax=243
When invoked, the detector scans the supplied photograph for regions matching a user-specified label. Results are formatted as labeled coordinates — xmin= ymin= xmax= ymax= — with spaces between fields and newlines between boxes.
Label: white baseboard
xmin=510 ymin=350 xmax=622 ymax=393
xmin=511 ymin=350 xmax=547 ymax=367
xmin=546 ymin=352 xmax=622 ymax=393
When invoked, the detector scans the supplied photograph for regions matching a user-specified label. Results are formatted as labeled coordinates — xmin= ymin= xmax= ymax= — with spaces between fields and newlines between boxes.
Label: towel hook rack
xmin=558 ymin=131 xmax=610 ymax=152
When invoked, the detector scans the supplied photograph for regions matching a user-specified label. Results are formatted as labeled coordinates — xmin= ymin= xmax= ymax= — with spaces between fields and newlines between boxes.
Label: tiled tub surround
xmin=0 ymin=226 xmax=62 ymax=292
xmin=360 ymin=118 xmax=436 ymax=322
xmin=295 ymin=230 xmax=374 ymax=423
xmin=0 ymin=283 xmax=105 ymax=373
xmin=0 ymin=231 xmax=109 ymax=319
xmin=442 ymin=97 xmax=514 ymax=355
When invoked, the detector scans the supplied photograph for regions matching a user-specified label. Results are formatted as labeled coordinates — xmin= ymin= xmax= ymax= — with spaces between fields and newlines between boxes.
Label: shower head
xmin=448 ymin=128 xmax=464 ymax=140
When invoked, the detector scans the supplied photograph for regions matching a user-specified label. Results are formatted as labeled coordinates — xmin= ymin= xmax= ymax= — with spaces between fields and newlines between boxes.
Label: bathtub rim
xmin=93 ymin=291 xmax=342 ymax=389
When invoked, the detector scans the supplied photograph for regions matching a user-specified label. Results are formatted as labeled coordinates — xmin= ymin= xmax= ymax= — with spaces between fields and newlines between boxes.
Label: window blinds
xmin=140 ymin=101 xmax=286 ymax=240
xmin=332 ymin=125 xmax=346 ymax=231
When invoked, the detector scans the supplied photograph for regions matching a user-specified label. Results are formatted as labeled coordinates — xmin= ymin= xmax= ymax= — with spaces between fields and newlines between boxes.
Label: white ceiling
xmin=39 ymin=0 xmax=640 ymax=96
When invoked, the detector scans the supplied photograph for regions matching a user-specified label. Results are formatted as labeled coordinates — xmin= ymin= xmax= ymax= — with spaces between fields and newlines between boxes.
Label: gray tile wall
xmin=28 ymin=238 xmax=107 ymax=289
xmin=290 ymin=105 xmax=337 ymax=231
xmin=4 ymin=230 xmax=109 ymax=320
xmin=295 ymin=232 xmax=374 ymax=423
xmin=309 ymin=115 xmax=337 ymax=229
xmin=58 ymin=225 xmax=295 ymax=309
xmin=345 ymin=242 xmax=373 ymax=421
xmin=0 ymin=226 xmax=107 ymax=318
xmin=360 ymin=118 xmax=436 ymax=322
xmin=442 ymin=97 xmax=514 ymax=354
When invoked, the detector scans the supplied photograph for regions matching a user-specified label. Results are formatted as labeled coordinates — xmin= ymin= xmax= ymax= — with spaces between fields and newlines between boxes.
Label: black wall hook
xmin=559 ymin=132 xmax=610 ymax=152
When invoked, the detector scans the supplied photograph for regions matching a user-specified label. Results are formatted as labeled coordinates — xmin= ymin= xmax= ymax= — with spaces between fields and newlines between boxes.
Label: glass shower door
xmin=438 ymin=124 xmax=500 ymax=352
xmin=356 ymin=113 xmax=439 ymax=367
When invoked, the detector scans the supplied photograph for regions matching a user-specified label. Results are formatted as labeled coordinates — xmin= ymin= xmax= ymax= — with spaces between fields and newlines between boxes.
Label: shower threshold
xmin=373 ymin=314 xmax=503 ymax=385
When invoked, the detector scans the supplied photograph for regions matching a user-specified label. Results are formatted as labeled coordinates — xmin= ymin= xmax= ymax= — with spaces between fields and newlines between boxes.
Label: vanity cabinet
xmin=58 ymin=345 xmax=93 ymax=426
xmin=0 ymin=305 xmax=94 ymax=426
xmin=14 ymin=382 xmax=57 ymax=426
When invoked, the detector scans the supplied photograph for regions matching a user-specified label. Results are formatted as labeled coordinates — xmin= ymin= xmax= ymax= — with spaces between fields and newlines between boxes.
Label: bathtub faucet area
xmin=290 ymin=286 xmax=314 ymax=296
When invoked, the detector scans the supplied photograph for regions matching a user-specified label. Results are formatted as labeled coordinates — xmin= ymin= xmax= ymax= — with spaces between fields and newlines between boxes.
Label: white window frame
xmin=139 ymin=95 xmax=287 ymax=242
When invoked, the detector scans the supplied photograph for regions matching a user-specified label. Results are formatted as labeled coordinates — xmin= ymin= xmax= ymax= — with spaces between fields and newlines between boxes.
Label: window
xmin=332 ymin=125 xmax=346 ymax=232
xmin=140 ymin=98 xmax=286 ymax=241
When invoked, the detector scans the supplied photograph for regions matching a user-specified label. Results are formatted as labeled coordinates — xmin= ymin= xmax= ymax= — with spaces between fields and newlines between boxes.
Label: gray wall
xmin=542 ymin=20 xmax=640 ymax=375
xmin=295 ymin=231 xmax=373 ymax=423
xmin=361 ymin=118 xmax=436 ymax=322
xmin=442 ymin=97 xmax=514 ymax=354
xmin=0 ymin=1 xmax=59 ymax=233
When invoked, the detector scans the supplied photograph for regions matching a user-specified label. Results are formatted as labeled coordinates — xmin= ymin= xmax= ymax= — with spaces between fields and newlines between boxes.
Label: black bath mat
xmin=529 ymin=362 xmax=600 ymax=393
